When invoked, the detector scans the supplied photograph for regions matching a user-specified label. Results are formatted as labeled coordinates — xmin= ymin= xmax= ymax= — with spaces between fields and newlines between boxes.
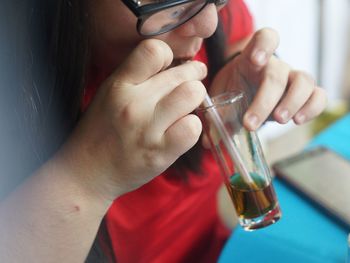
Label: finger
xmin=293 ymin=87 xmax=327 ymax=125
xmin=243 ymin=63 xmax=290 ymax=130
xmin=273 ymin=71 xmax=315 ymax=124
xmin=241 ymin=28 xmax=280 ymax=68
xmin=153 ymin=80 xmax=206 ymax=135
xmin=112 ymin=39 xmax=173 ymax=85
xmin=201 ymin=134 xmax=211 ymax=149
xmin=145 ymin=60 xmax=207 ymax=101
xmin=162 ymin=114 xmax=202 ymax=158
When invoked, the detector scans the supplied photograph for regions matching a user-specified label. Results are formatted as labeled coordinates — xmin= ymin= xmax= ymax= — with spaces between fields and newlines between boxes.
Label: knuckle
xmin=287 ymin=100 xmax=302 ymax=113
xmin=168 ymin=62 xmax=206 ymax=85
xmin=137 ymin=130 xmax=164 ymax=169
xmin=191 ymin=61 xmax=207 ymax=78
xmin=295 ymin=71 xmax=315 ymax=87
xmin=193 ymin=81 xmax=207 ymax=101
xmin=256 ymin=27 xmax=270 ymax=36
xmin=253 ymin=96 xmax=276 ymax=114
xmin=171 ymin=67 xmax=187 ymax=82
xmin=141 ymin=40 xmax=163 ymax=60
xmin=181 ymin=81 xmax=206 ymax=104
xmin=184 ymin=115 xmax=202 ymax=140
xmin=110 ymin=79 xmax=128 ymax=94
xmin=256 ymin=27 xmax=280 ymax=44
xmin=142 ymin=150 xmax=165 ymax=171
xmin=259 ymin=99 xmax=274 ymax=113
xmin=118 ymin=101 xmax=144 ymax=126
xmin=264 ymin=69 xmax=286 ymax=86
xmin=140 ymin=39 xmax=173 ymax=62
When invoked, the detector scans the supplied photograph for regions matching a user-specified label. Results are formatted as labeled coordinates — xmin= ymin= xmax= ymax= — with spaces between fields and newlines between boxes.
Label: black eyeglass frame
xmin=121 ymin=0 xmax=227 ymax=36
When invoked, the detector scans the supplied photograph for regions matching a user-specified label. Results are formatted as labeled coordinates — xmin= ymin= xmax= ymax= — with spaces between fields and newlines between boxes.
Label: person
xmin=0 ymin=0 xmax=327 ymax=262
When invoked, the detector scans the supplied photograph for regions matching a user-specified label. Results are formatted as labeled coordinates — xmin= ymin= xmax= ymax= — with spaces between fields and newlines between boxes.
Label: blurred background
xmin=245 ymin=0 xmax=350 ymax=164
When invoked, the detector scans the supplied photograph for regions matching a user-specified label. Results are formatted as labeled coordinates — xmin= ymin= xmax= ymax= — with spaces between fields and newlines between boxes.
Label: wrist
xmin=48 ymin=146 xmax=118 ymax=214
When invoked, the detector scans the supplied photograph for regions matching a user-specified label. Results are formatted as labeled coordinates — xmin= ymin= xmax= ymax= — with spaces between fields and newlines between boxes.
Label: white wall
xmin=245 ymin=0 xmax=319 ymax=79
xmin=321 ymin=0 xmax=350 ymax=100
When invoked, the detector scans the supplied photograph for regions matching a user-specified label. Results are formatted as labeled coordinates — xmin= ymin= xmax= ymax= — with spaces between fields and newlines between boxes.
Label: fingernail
xmin=246 ymin=114 xmax=259 ymax=130
xmin=253 ymin=50 xmax=267 ymax=66
xmin=296 ymin=113 xmax=306 ymax=124
xmin=279 ymin=109 xmax=290 ymax=123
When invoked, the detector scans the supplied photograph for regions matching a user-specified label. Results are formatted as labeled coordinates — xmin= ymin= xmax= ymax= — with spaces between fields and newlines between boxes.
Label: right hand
xmin=58 ymin=39 xmax=207 ymax=203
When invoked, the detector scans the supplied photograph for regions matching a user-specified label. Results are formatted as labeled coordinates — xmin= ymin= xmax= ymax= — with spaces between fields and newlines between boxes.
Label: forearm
xmin=0 ymin=156 xmax=112 ymax=263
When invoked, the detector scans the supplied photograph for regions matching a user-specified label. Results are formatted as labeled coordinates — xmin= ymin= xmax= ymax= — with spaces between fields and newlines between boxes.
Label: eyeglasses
xmin=122 ymin=0 xmax=228 ymax=36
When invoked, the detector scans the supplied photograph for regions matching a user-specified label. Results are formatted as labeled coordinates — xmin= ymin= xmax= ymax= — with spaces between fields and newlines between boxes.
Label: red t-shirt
xmin=85 ymin=1 xmax=253 ymax=262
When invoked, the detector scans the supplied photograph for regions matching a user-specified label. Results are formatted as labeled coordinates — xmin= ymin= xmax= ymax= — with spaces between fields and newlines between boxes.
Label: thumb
xmin=111 ymin=39 xmax=173 ymax=85
xmin=241 ymin=28 xmax=279 ymax=68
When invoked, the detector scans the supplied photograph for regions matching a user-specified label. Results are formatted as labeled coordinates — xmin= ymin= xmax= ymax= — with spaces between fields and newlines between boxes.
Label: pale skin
xmin=0 ymin=0 xmax=327 ymax=262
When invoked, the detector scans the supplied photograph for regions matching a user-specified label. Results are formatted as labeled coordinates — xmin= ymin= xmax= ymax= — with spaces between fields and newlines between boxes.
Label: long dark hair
xmin=1 ymin=0 xmax=228 ymax=261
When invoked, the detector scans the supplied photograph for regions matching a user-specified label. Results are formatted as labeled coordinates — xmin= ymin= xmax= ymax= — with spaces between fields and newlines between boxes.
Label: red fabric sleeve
xmin=220 ymin=0 xmax=254 ymax=44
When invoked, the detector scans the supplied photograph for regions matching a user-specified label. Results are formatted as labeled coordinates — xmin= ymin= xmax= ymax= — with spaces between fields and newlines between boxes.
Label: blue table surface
xmin=219 ymin=114 xmax=350 ymax=263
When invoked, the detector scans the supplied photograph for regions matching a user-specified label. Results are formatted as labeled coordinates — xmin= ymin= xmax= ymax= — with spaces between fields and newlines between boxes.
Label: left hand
xmin=209 ymin=28 xmax=327 ymax=131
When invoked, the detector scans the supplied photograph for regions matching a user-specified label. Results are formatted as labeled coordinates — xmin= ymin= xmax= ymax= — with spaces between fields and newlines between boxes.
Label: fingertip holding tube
xmin=244 ymin=113 xmax=260 ymax=131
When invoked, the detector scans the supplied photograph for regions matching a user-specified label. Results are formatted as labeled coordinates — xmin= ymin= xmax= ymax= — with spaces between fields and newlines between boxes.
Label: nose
xmin=174 ymin=4 xmax=219 ymax=38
